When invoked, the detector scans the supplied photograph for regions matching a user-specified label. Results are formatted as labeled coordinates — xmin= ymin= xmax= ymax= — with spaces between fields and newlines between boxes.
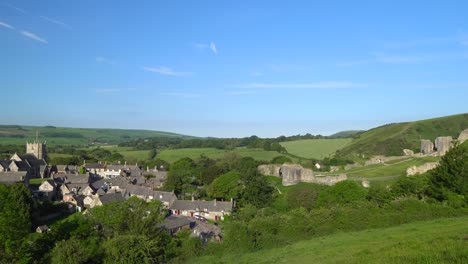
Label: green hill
xmin=0 ymin=125 xmax=190 ymax=146
xmin=329 ymin=130 xmax=364 ymax=138
xmin=336 ymin=113 xmax=468 ymax=158
xmin=193 ymin=216 xmax=468 ymax=264
xmin=280 ymin=138 xmax=352 ymax=159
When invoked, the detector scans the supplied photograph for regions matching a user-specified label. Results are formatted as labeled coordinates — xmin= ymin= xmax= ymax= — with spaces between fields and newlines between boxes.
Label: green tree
xmin=316 ymin=181 xmax=367 ymax=207
xmin=0 ymin=184 xmax=32 ymax=261
xmin=208 ymin=171 xmax=241 ymax=199
xmin=164 ymin=158 xmax=198 ymax=194
xmin=103 ymin=235 xmax=164 ymax=264
xmin=427 ymin=142 xmax=468 ymax=202
xmin=286 ymin=184 xmax=322 ymax=210
xmin=51 ymin=237 xmax=100 ymax=264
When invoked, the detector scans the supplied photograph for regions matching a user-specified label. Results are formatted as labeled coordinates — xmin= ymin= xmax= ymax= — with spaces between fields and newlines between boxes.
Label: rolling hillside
xmin=336 ymin=113 xmax=468 ymax=158
xmin=193 ymin=216 xmax=468 ymax=264
xmin=280 ymin=138 xmax=352 ymax=159
xmin=0 ymin=125 xmax=189 ymax=146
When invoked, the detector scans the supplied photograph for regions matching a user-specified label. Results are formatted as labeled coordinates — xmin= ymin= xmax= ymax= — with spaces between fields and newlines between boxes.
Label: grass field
xmin=338 ymin=156 xmax=440 ymax=180
xmin=0 ymin=125 xmax=188 ymax=146
xmin=157 ymin=147 xmax=290 ymax=163
xmin=280 ymin=138 xmax=352 ymax=159
xmin=193 ymin=216 xmax=468 ymax=264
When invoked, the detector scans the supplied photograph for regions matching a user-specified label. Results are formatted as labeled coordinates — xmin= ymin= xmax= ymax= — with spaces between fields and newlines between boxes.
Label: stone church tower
xmin=26 ymin=131 xmax=46 ymax=159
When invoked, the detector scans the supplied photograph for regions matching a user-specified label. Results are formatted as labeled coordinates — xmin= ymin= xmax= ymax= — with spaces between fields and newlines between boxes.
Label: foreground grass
xmin=280 ymin=138 xmax=352 ymax=159
xmin=193 ymin=216 xmax=468 ymax=264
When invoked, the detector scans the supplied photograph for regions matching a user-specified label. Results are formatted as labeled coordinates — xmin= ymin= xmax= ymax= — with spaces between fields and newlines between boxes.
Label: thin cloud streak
xmin=194 ymin=42 xmax=218 ymax=54
xmin=210 ymin=42 xmax=218 ymax=54
xmin=95 ymin=56 xmax=117 ymax=65
xmin=40 ymin=16 xmax=72 ymax=29
xmin=20 ymin=31 xmax=48 ymax=44
xmin=0 ymin=21 xmax=14 ymax=29
xmin=4 ymin=3 xmax=28 ymax=14
xmin=231 ymin=82 xmax=365 ymax=89
xmin=143 ymin=66 xmax=192 ymax=76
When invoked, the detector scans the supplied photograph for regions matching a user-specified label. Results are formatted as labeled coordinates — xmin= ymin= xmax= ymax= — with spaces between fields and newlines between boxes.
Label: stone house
xmin=63 ymin=193 xmax=84 ymax=212
xmin=38 ymin=180 xmax=57 ymax=200
xmin=84 ymin=163 xmax=106 ymax=177
xmin=0 ymin=171 xmax=29 ymax=185
xmin=89 ymin=192 xmax=125 ymax=208
xmin=160 ymin=215 xmax=194 ymax=236
xmin=169 ymin=199 xmax=233 ymax=221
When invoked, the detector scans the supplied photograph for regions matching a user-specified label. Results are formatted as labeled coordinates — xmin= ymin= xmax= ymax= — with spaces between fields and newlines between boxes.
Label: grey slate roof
xmin=13 ymin=160 xmax=31 ymax=171
xmin=0 ymin=160 xmax=11 ymax=169
xmin=0 ymin=171 xmax=27 ymax=183
xmin=169 ymin=200 xmax=233 ymax=213
xmin=84 ymin=163 xmax=104 ymax=169
xmin=99 ymin=193 xmax=125 ymax=204
xmin=160 ymin=215 xmax=194 ymax=230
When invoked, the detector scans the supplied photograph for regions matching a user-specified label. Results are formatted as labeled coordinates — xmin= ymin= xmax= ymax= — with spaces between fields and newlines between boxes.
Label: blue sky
xmin=1 ymin=0 xmax=467 ymax=137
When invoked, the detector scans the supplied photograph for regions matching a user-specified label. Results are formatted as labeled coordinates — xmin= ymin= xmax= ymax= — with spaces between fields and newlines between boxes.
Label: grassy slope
xmin=337 ymin=113 xmax=468 ymax=158
xmin=157 ymin=147 xmax=292 ymax=163
xmin=280 ymin=138 xmax=352 ymax=159
xmin=193 ymin=216 xmax=468 ymax=264
xmin=0 ymin=125 xmax=188 ymax=146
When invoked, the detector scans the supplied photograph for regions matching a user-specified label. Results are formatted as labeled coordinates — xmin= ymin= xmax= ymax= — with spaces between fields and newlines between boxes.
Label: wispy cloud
xmin=4 ymin=3 xmax=28 ymax=14
xmin=20 ymin=31 xmax=48 ymax=44
xmin=0 ymin=21 xmax=14 ymax=30
xmin=194 ymin=41 xmax=218 ymax=54
xmin=231 ymin=82 xmax=365 ymax=89
xmin=95 ymin=56 xmax=117 ymax=65
xmin=160 ymin=92 xmax=202 ymax=98
xmin=40 ymin=16 xmax=71 ymax=29
xmin=225 ymin=91 xmax=258 ymax=95
xmin=96 ymin=88 xmax=121 ymax=93
xmin=143 ymin=66 xmax=192 ymax=76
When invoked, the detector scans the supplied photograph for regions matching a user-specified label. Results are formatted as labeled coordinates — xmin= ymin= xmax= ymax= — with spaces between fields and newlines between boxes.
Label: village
xmin=0 ymin=139 xmax=232 ymax=241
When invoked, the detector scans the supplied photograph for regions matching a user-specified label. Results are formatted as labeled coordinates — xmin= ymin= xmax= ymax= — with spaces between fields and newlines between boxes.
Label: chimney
xmin=191 ymin=195 xmax=194 ymax=201
xmin=230 ymin=198 xmax=233 ymax=205
xmin=124 ymin=161 xmax=127 ymax=167
xmin=118 ymin=160 xmax=121 ymax=165
xmin=214 ymin=199 xmax=217 ymax=206
xmin=146 ymin=166 xmax=149 ymax=172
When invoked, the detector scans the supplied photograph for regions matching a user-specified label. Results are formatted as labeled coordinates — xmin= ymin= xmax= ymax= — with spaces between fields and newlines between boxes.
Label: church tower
xmin=26 ymin=130 xmax=46 ymax=160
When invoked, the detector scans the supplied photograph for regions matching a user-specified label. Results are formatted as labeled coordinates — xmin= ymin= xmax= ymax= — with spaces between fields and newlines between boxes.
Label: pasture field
xmin=280 ymin=138 xmax=352 ymax=159
xmin=156 ymin=147 xmax=291 ymax=163
xmin=341 ymin=156 xmax=440 ymax=180
xmin=193 ymin=216 xmax=468 ymax=264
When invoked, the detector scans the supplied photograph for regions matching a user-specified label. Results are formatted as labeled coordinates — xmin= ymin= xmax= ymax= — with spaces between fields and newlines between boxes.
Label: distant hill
xmin=329 ymin=130 xmax=364 ymax=138
xmin=0 ymin=125 xmax=191 ymax=146
xmin=336 ymin=113 xmax=468 ymax=158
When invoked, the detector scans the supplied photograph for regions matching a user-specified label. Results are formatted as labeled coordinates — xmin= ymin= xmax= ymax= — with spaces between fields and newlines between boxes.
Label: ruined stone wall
xmin=364 ymin=156 xmax=406 ymax=166
xmin=458 ymin=129 xmax=468 ymax=144
xmin=420 ymin=140 xmax=434 ymax=155
xmin=406 ymin=162 xmax=439 ymax=176
xmin=258 ymin=163 xmax=347 ymax=186
xmin=257 ymin=164 xmax=281 ymax=177
xmin=435 ymin=136 xmax=453 ymax=156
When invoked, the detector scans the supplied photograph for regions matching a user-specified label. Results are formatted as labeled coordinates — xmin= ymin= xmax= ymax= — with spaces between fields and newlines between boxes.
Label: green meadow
xmin=193 ymin=216 xmax=468 ymax=264
xmin=280 ymin=138 xmax=352 ymax=159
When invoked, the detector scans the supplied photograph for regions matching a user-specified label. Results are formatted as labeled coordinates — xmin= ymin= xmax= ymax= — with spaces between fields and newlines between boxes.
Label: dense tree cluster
xmin=118 ymin=134 xmax=327 ymax=152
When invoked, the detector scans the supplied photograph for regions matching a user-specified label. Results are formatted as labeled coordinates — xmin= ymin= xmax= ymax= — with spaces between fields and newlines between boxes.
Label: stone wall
xmin=435 ymin=136 xmax=453 ymax=156
xmin=258 ymin=163 xmax=347 ymax=186
xmin=403 ymin=149 xmax=414 ymax=156
xmin=420 ymin=140 xmax=434 ymax=155
xmin=257 ymin=164 xmax=281 ymax=177
xmin=406 ymin=162 xmax=439 ymax=176
xmin=364 ymin=156 xmax=406 ymax=166
xmin=458 ymin=129 xmax=468 ymax=144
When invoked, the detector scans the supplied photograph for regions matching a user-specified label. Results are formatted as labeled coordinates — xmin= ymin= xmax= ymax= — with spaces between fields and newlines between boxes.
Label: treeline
xmin=118 ymin=133 xmax=328 ymax=152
